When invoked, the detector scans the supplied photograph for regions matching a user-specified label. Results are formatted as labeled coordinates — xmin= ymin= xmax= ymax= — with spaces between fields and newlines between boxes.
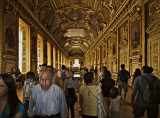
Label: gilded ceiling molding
xmin=49 ymin=0 xmax=109 ymax=56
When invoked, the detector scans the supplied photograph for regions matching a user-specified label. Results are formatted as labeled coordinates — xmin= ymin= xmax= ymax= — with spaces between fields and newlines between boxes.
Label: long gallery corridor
xmin=0 ymin=0 xmax=160 ymax=118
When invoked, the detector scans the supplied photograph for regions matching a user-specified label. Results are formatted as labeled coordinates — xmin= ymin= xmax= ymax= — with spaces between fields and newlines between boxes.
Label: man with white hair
xmin=28 ymin=69 xmax=68 ymax=118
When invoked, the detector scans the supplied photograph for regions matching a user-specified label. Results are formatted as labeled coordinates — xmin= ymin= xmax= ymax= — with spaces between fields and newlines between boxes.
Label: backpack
xmin=119 ymin=70 xmax=129 ymax=82
xmin=142 ymin=75 xmax=160 ymax=104
xmin=61 ymin=71 xmax=66 ymax=81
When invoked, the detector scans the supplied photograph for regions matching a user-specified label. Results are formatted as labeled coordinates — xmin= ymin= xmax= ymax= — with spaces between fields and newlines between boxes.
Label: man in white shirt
xmin=28 ymin=69 xmax=68 ymax=118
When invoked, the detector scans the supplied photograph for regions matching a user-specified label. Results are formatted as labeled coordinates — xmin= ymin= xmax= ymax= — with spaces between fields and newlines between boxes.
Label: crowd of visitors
xmin=0 ymin=64 xmax=160 ymax=118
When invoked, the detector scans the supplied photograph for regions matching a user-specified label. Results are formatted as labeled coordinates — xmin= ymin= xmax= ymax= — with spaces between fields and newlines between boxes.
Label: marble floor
xmin=17 ymin=74 xmax=160 ymax=118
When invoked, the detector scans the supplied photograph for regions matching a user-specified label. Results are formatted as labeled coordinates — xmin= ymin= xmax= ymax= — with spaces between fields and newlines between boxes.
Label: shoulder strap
xmin=141 ymin=75 xmax=150 ymax=84
xmin=141 ymin=75 xmax=155 ymax=89
xmin=86 ymin=86 xmax=97 ymax=99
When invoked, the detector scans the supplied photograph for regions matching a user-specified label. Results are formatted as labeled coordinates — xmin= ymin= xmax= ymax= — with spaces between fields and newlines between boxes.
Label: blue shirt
xmin=133 ymin=73 xmax=160 ymax=107
xmin=0 ymin=101 xmax=24 ymax=118
xmin=64 ymin=79 xmax=78 ymax=88
xmin=28 ymin=84 xmax=68 ymax=118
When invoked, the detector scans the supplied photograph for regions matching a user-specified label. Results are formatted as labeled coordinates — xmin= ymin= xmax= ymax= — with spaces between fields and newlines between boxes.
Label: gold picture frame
xmin=129 ymin=14 xmax=141 ymax=56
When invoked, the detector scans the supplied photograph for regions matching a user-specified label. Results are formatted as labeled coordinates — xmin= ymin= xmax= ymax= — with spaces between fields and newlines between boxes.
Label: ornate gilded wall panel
xmin=148 ymin=36 xmax=160 ymax=78
xmin=152 ymin=56 xmax=159 ymax=72
xmin=3 ymin=4 xmax=18 ymax=73
xmin=146 ymin=0 xmax=160 ymax=28
xmin=30 ymin=27 xmax=37 ymax=73
xmin=119 ymin=21 xmax=128 ymax=48
xmin=107 ymin=37 xmax=112 ymax=71
xmin=0 ymin=0 xmax=3 ymax=73
xmin=119 ymin=49 xmax=129 ymax=71
xmin=4 ymin=59 xmax=17 ymax=73
xmin=118 ymin=20 xmax=129 ymax=71
xmin=129 ymin=58 xmax=140 ymax=85
xmin=129 ymin=14 xmax=141 ymax=56
xmin=112 ymin=37 xmax=117 ymax=56
xmin=146 ymin=0 xmax=160 ymax=78
xmin=111 ymin=34 xmax=117 ymax=80
xmin=151 ymin=40 xmax=160 ymax=77
xmin=4 ymin=10 xmax=18 ymax=56
xmin=152 ymin=42 xmax=159 ymax=54
xmin=31 ymin=28 xmax=37 ymax=58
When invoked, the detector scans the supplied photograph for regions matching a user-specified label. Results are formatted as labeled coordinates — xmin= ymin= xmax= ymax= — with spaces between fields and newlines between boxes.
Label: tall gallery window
xmin=73 ymin=59 xmax=80 ymax=77
xmin=73 ymin=59 xmax=80 ymax=67
xmin=19 ymin=19 xmax=30 ymax=73
xmin=37 ymin=34 xmax=43 ymax=71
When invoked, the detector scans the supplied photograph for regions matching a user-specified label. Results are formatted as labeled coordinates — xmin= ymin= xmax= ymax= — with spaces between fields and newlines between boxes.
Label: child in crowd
xmin=109 ymin=86 xmax=121 ymax=118
xmin=23 ymin=71 xmax=37 ymax=118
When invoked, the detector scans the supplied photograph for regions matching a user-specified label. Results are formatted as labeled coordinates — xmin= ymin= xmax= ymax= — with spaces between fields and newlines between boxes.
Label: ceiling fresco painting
xmin=22 ymin=0 xmax=125 ymax=56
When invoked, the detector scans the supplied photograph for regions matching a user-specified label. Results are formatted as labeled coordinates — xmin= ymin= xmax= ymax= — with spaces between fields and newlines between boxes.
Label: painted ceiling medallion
xmin=63 ymin=28 xmax=86 ymax=37
xmin=68 ymin=11 xmax=82 ymax=21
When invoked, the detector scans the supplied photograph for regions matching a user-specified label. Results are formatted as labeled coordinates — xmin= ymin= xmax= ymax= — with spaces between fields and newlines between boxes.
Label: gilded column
xmin=0 ymin=0 xmax=3 ymax=73
xmin=91 ymin=52 xmax=93 ymax=67
xmin=53 ymin=47 xmax=56 ymax=68
xmin=47 ymin=42 xmax=51 ymax=65
xmin=30 ymin=27 xmax=38 ymax=74
xmin=61 ymin=52 xmax=63 ymax=66
xmin=94 ymin=50 xmax=97 ymax=68
xmin=89 ymin=54 xmax=91 ymax=68
xmin=51 ymin=46 xmax=53 ymax=66
xmin=105 ymin=40 xmax=108 ymax=67
xmin=58 ymin=50 xmax=60 ymax=70
xmin=97 ymin=48 xmax=100 ymax=71
xmin=99 ymin=46 xmax=102 ymax=68
xmin=117 ymin=28 xmax=119 ymax=72
xmin=66 ymin=57 xmax=69 ymax=68
xmin=63 ymin=54 xmax=65 ymax=66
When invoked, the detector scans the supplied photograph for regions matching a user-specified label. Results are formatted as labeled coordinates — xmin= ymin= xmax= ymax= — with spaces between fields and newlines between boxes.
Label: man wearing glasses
xmin=28 ymin=69 xmax=68 ymax=118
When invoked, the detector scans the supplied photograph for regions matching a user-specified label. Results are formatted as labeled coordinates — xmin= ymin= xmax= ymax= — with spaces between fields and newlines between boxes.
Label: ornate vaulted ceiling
xmin=23 ymin=0 xmax=125 ymax=56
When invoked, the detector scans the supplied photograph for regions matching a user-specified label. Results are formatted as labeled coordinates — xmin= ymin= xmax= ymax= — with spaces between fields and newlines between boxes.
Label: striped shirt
xmin=28 ymin=84 xmax=68 ymax=118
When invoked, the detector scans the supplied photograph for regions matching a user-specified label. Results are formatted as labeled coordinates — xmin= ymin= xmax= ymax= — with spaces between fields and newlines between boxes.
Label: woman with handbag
xmin=64 ymin=71 xmax=78 ymax=118
xmin=79 ymin=72 xmax=111 ymax=118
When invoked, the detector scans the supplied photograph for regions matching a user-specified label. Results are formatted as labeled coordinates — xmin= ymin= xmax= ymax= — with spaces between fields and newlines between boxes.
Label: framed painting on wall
xmin=130 ymin=15 xmax=141 ymax=50
xmin=4 ymin=13 xmax=18 ymax=55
